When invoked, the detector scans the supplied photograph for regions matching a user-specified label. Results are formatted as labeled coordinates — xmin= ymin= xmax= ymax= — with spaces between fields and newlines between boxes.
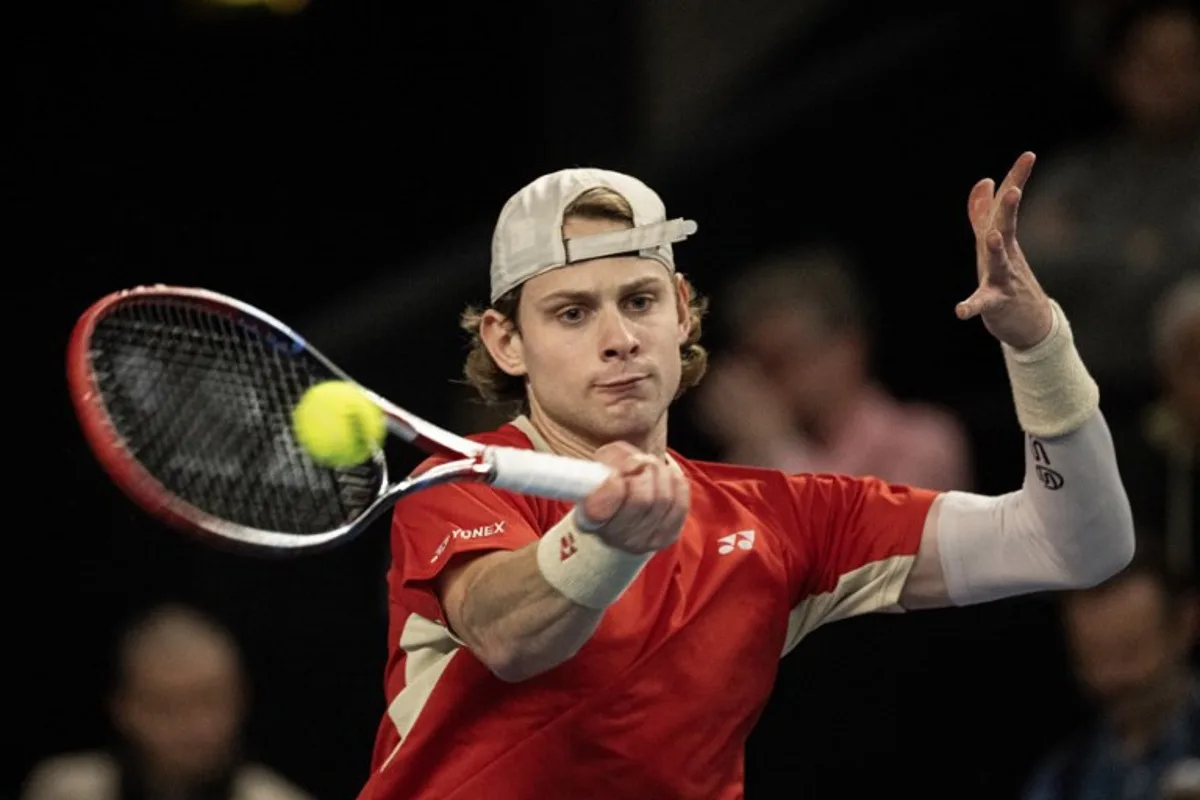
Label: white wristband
xmin=536 ymin=513 xmax=651 ymax=610
xmin=1001 ymin=299 xmax=1100 ymax=438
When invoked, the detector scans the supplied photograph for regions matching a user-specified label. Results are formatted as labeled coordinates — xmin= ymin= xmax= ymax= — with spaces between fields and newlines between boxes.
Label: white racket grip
xmin=485 ymin=446 xmax=612 ymax=501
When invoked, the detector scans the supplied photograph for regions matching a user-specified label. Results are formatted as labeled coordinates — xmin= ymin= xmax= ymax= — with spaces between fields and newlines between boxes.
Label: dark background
xmin=15 ymin=1 xmax=1119 ymax=796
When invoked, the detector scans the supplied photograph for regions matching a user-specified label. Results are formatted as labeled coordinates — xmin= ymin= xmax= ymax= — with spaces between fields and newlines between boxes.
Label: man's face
xmin=510 ymin=215 xmax=689 ymax=446
xmin=113 ymin=639 xmax=244 ymax=782
xmin=1065 ymin=575 xmax=1191 ymax=726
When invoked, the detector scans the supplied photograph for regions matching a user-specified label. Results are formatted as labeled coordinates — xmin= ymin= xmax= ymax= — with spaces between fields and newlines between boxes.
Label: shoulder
xmin=411 ymin=421 xmax=533 ymax=475
xmin=672 ymin=451 xmax=854 ymax=510
xmin=233 ymin=764 xmax=314 ymax=800
xmin=672 ymin=451 xmax=788 ymax=494
xmin=676 ymin=450 xmax=910 ymax=496
xmin=21 ymin=751 xmax=118 ymax=798
xmin=402 ymin=421 xmax=536 ymax=505
xmin=468 ymin=421 xmax=534 ymax=449
xmin=392 ymin=421 xmax=549 ymax=526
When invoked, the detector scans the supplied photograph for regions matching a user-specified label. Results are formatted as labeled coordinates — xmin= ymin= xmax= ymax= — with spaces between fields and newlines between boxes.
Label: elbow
xmin=1098 ymin=508 xmax=1137 ymax=584
xmin=489 ymin=661 xmax=548 ymax=684
xmin=486 ymin=652 xmax=548 ymax=683
xmin=479 ymin=641 xmax=578 ymax=684
xmin=1067 ymin=500 xmax=1136 ymax=589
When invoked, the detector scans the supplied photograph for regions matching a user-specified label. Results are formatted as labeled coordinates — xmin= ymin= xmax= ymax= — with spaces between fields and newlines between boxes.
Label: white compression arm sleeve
xmin=932 ymin=301 xmax=1135 ymax=606
xmin=935 ymin=410 xmax=1135 ymax=605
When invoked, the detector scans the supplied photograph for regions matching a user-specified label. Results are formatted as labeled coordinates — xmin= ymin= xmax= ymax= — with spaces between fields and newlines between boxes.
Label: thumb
xmin=956 ymin=288 xmax=990 ymax=320
xmin=577 ymin=473 xmax=627 ymax=531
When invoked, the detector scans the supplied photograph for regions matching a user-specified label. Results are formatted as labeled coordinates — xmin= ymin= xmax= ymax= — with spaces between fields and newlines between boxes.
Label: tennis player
xmin=356 ymin=155 xmax=1136 ymax=799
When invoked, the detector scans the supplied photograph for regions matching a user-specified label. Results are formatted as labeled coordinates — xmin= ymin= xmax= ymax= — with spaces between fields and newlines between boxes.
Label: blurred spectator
xmin=1112 ymin=275 xmax=1200 ymax=579
xmin=1020 ymin=0 xmax=1200 ymax=410
xmin=692 ymin=244 xmax=972 ymax=491
xmin=1023 ymin=538 xmax=1199 ymax=800
xmin=20 ymin=603 xmax=311 ymax=800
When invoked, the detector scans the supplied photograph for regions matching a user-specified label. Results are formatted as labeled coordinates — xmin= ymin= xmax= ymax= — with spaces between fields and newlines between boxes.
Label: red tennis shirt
xmin=357 ymin=417 xmax=937 ymax=799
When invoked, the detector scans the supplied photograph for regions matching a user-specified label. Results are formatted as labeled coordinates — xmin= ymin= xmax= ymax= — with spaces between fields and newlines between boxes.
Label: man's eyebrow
xmin=534 ymin=275 xmax=668 ymax=309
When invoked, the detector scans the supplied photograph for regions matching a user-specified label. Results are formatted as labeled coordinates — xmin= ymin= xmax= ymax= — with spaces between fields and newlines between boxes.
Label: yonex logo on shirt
xmin=430 ymin=535 xmax=451 ymax=564
xmin=452 ymin=521 xmax=507 ymax=540
xmin=428 ymin=521 xmax=509 ymax=564
xmin=717 ymin=530 xmax=755 ymax=555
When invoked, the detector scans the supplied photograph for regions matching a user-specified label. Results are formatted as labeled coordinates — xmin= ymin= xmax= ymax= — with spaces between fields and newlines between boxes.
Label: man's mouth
xmin=595 ymin=375 xmax=648 ymax=390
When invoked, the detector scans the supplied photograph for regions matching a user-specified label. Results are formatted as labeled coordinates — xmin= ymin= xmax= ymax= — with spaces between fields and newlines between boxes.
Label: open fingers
xmin=982 ymin=229 xmax=1014 ymax=282
xmin=990 ymin=152 xmax=1034 ymax=225
xmin=970 ymin=152 xmax=1035 ymax=234
xmin=968 ymin=178 xmax=994 ymax=234
xmin=958 ymin=229 xmax=1012 ymax=319
xmin=999 ymin=151 xmax=1036 ymax=195
xmin=994 ymin=187 xmax=1023 ymax=240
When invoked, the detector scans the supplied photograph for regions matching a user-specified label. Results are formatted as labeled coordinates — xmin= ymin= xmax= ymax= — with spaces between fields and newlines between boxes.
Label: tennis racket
xmin=66 ymin=284 xmax=612 ymax=556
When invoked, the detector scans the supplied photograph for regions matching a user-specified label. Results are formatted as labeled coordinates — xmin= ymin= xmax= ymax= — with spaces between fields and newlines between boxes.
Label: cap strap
xmin=563 ymin=218 xmax=698 ymax=264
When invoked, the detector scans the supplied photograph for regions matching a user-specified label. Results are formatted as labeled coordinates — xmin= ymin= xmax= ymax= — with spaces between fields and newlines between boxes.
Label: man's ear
xmin=480 ymin=309 xmax=526 ymax=377
xmin=674 ymin=273 xmax=693 ymax=346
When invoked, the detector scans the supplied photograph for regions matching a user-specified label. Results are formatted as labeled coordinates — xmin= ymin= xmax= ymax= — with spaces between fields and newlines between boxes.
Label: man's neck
xmin=525 ymin=405 xmax=667 ymax=459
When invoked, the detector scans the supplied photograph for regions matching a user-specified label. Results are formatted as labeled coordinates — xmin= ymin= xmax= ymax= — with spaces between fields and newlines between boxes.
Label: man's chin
xmin=590 ymin=401 xmax=663 ymax=440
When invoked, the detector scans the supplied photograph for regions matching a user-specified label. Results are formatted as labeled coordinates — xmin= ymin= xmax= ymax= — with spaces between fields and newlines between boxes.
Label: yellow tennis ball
xmin=291 ymin=380 xmax=386 ymax=468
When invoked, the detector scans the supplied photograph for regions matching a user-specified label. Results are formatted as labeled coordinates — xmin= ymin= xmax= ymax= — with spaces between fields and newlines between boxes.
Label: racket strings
xmin=89 ymin=299 xmax=382 ymax=534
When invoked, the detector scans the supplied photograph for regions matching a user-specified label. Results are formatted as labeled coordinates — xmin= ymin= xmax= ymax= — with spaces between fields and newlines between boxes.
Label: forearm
xmin=934 ymin=408 xmax=1134 ymax=605
xmin=903 ymin=301 xmax=1135 ymax=608
xmin=447 ymin=513 xmax=650 ymax=682
xmin=450 ymin=541 xmax=606 ymax=682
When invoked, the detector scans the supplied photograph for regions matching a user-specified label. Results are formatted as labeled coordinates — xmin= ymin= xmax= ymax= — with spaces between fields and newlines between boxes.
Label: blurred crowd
xmin=21 ymin=0 xmax=1197 ymax=798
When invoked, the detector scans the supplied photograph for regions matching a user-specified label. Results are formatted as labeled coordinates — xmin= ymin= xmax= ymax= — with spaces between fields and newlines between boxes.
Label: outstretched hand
xmin=957 ymin=151 xmax=1055 ymax=350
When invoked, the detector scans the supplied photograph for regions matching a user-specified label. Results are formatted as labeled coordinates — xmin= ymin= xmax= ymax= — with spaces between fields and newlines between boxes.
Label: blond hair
xmin=460 ymin=187 xmax=708 ymax=413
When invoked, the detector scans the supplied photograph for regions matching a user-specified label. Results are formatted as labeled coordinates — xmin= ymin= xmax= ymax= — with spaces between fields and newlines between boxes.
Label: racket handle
xmin=485 ymin=446 xmax=612 ymax=502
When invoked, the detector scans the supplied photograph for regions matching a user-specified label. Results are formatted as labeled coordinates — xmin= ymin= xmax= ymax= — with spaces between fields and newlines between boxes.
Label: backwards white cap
xmin=489 ymin=167 xmax=698 ymax=302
